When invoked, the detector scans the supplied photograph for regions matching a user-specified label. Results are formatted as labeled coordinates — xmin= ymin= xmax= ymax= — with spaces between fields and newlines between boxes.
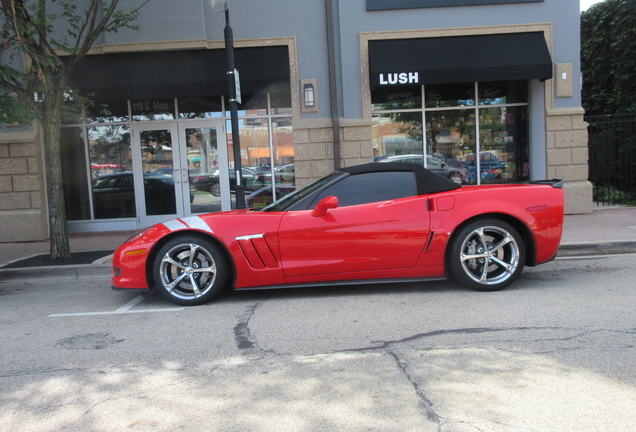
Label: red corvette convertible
xmin=112 ymin=162 xmax=564 ymax=305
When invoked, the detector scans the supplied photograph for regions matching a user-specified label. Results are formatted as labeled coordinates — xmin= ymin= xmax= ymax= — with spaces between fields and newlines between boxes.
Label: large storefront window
xmin=372 ymin=81 xmax=529 ymax=185
xmin=372 ymin=112 xmax=423 ymax=157
xmin=131 ymin=98 xmax=176 ymax=121
xmin=62 ymin=93 xmax=293 ymax=225
xmin=178 ymin=96 xmax=223 ymax=119
xmin=225 ymin=93 xmax=294 ymax=209
xmin=86 ymin=100 xmax=130 ymax=123
xmin=89 ymin=125 xmax=134 ymax=219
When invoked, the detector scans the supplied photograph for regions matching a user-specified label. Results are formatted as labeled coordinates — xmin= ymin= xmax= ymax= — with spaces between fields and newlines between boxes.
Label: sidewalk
xmin=558 ymin=206 xmax=636 ymax=256
xmin=1 ymin=206 xmax=635 ymax=282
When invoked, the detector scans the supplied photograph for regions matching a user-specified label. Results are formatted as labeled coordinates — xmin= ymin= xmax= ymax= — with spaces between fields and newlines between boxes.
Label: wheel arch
xmin=445 ymin=213 xmax=538 ymax=268
xmin=145 ymin=229 xmax=237 ymax=291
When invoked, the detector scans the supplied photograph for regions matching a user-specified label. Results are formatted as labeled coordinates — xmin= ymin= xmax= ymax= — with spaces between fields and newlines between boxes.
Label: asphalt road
xmin=1 ymin=254 xmax=635 ymax=432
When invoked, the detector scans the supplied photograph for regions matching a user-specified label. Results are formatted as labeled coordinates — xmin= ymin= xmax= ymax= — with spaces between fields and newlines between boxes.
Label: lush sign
xmin=379 ymin=72 xmax=419 ymax=85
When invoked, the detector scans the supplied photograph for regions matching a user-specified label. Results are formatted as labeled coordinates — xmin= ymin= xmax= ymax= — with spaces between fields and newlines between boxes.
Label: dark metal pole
xmin=325 ymin=0 xmax=341 ymax=170
xmin=223 ymin=9 xmax=245 ymax=209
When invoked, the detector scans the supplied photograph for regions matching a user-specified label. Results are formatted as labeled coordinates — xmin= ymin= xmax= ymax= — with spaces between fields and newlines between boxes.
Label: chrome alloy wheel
xmin=459 ymin=225 xmax=521 ymax=286
xmin=158 ymin=242 xmax=218 ymax=301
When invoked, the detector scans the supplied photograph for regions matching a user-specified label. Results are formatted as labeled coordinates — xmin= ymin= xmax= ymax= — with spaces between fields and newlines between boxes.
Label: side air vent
xmin=236 ymin=234 xmax=279 ymax=269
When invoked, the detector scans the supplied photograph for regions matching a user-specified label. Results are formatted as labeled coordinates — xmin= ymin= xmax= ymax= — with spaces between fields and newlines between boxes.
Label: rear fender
xmin=444 ymin=213 xmax=538 ymax=268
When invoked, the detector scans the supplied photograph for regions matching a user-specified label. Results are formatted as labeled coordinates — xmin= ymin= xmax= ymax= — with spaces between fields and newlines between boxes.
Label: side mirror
xmin=311 ymin=196 xmax=339 ymax=217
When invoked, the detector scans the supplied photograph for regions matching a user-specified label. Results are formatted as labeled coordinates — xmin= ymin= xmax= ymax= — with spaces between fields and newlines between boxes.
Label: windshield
xmin=261 ymin=172 xmax=345 ymax=212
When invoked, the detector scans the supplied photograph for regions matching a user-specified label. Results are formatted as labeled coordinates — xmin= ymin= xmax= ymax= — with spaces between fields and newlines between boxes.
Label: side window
xmin=119 ymin=175 xmax=133 ymax=188
xmin=310 ymin=171 xmax=417 ymax=208
xmin=94 ymin=177 xmax=117 ymax=189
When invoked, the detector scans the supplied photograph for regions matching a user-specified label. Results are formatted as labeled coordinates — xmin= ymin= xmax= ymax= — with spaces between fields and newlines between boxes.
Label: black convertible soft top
xmin=339 ymin=162 xmax=461 ymax=195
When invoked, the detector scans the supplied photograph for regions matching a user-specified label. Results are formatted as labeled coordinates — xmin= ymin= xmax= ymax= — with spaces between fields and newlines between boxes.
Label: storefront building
xmin=0 ymin=0 xmax=590 ymax=242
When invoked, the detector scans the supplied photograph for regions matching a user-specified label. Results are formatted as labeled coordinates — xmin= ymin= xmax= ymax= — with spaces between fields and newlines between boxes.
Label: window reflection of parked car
xmin=252 ymin=163 xmax=296 ymax=189
xmin=153 ymin=167 xmax=175 ymax=177
xmin=275 ymin=163 xmax=295 ymax=180
xmin=377 ymin=154 xmax=469 ymax=184
xmin=92 ymin=172 xmax=178 ymax=218
xmin=246 ymin=185 xmax=296 ymax=209
xmin=191 ymin=168 xmax=256 ymax=197
xmin=454 ymin=152 xmax=507 ymax=181
xmin=245 ymin=166 xmax=270 ymax=174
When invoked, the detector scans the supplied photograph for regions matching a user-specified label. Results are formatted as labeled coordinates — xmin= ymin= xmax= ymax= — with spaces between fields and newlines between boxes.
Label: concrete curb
xmin=0 ymin=264 xmax=111 ymax=283
xmin=556 ymin=241 xmax=636 ymax=257
xmin=2 ymin=242 xmax=636 ymax=283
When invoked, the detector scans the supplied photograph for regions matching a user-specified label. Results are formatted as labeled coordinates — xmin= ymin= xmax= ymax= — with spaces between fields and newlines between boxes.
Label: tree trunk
xmin=42 ymin=88 xmax=71 ymax=259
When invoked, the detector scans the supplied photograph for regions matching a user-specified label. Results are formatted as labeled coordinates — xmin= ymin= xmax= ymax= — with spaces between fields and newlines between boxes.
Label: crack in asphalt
xmin=233 ymin=303 xmax=259 ymax=350
xmin=340 ymin=327 xmax=559 ymax=353
xmin=233 ymin=296 xmax=273 ymax=354
xmin=388 ymin=350 xmax=441 ymax=430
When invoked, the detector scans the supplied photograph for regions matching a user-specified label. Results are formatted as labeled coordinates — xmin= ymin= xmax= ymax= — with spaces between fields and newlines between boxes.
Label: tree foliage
xmin=0 ymin=0 xmax=149 ymax=258
xmin=581 ymin=0 xmax=636 ymax=115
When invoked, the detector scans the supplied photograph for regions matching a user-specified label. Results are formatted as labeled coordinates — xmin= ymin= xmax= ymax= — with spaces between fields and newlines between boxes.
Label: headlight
xmin=123 ymin=227 xmax=151 ymax=243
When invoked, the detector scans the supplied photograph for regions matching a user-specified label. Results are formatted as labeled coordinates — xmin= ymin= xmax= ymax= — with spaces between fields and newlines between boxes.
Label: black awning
xmin=369 ymin=32 xmax=552 ymax=87
xmin=68 ymin=46 xmax=290 ymax=101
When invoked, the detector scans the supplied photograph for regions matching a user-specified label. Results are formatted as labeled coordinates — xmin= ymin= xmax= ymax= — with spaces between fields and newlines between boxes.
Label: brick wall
xmin=0 ymin=127 xmax=48 ymax=242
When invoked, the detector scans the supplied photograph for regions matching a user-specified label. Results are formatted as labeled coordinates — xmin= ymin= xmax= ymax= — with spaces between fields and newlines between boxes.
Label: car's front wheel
xmin=448 ymin=219 xmax=525 ymax=291
xmin=152 ymin=235 xmax=228 ymax=305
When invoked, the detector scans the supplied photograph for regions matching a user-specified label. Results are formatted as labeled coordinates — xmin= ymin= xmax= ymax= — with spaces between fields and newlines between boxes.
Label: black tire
xmin=448 ymin=218 xmax=525 ymax=291
xmin=210 ymin=183 xmax=221 ymax=197
xmin=152 ymin=235 xmax=228 ymax=305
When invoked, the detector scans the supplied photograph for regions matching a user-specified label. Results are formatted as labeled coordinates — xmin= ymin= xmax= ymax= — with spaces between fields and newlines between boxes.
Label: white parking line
xmin=117 ymin=294 xmax=148 ymax=312
xmin=48 ymin=295 xmax=184 ymax=317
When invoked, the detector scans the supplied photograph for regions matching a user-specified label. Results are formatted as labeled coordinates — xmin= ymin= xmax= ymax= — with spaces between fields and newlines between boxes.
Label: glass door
xmin=179 ymin=121 xmax=230 ymax=216
xmin=131 ymin=120 xmax=230 ymax=228
xmin=132 ymin=123 xmax=182 ymax=227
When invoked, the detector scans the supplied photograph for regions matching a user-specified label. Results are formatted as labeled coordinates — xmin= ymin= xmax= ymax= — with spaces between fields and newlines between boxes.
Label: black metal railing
xmin=586 ymin=113 xmax=636 ymax=206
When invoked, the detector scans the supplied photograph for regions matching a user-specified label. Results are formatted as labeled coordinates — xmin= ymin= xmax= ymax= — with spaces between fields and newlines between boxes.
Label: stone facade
xmin=293 ymin=118 xmax=374 ymax=188
xmin=0 ymin=125 xmax=48 ymax=242
xmin=546 ymin=108 xmax=593 ymax=214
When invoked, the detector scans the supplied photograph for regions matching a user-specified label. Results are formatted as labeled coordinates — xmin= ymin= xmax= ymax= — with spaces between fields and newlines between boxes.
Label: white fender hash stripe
xmin=162 ymin=217 xmax=214 ymax=233
xmin=163 ymin=219 xmax=187 ymax=232
xmin=180 ymin=216 xmax=214 ymax=233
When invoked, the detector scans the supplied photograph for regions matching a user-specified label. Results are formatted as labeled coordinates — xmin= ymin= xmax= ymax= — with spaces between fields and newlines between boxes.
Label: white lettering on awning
xmin=378 ymin=72 xmax=419 ymax=85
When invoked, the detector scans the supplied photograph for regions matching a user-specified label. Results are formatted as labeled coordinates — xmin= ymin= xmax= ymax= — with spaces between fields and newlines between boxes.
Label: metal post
xmin=223 ymin=9 xmax=245 ymax=209
xmin=325 ymin=0 xmax=341 ymax=170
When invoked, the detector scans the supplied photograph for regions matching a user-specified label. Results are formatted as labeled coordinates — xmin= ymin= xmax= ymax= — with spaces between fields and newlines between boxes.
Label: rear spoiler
xmin=529 ymin=179 xmax=564 ymax=189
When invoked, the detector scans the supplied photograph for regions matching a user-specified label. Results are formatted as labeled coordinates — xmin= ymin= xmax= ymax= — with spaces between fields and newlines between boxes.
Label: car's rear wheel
xmin=210 ymin=183 xmax=221 ymax=197
xmin=448 ymin=219 xmax=525 ymax=291
xmin=152 ymin=235 xmax=228 ymax=305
